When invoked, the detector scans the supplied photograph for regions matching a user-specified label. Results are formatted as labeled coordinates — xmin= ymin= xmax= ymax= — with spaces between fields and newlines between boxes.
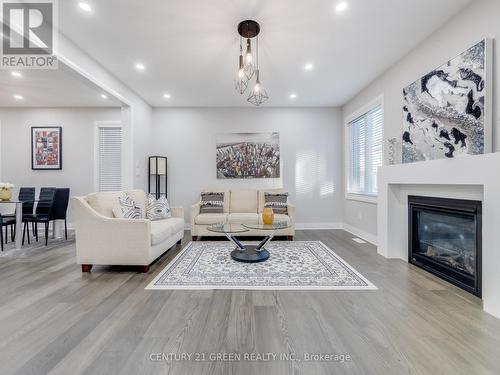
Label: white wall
xmin=342 ymin=0 xmax=500 ymax=238
xmin=150 ymin=107 xmax=344 ymax=226
xmin=0 ymin=107 xmax=121 ymax=219
xmin=57 ymin=34 xmax=154 ymax=190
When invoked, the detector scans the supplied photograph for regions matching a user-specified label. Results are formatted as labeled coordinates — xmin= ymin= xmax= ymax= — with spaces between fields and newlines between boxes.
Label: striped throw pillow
xmin=112 ymin=193 xmax=142 ymax=219
xmin=264 ymin=192 xmax=288 ymax=215
xmin=200 ymin=192 xmax=224 ymax=214
xmin=146 ymin=194 xmax=171 ymax=221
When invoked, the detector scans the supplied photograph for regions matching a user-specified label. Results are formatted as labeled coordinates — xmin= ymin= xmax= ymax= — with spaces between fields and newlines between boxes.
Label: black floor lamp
xmin=148 ymin=156 xmax=167 ymax=199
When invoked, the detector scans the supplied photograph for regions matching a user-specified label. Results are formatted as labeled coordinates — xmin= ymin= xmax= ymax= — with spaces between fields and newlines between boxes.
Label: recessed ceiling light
xmin=101 ymin=94 xmax=108 ymax=99
xmin=163 ymin=93 xmax=171 ymax=99
xmin=135 ymin=63 xmax=146 ymax=71
xmin=304 ymin=63 xmax=314 ymax=71
xmin=78 ymin=2 xmax=92 ymax=12
xmin=13 ymin=94 xmax=23 ymax=100
xmin=11 ymin=71 xmax=22 ymax=78
xmin=335 ymin=1 xmax=348 ymax=13
xmin=289 ymin=93 xmax=297 ymax=99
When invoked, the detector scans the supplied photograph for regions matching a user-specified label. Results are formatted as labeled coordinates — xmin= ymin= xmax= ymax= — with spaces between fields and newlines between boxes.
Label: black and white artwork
xmin=216 ymin=133 xmax=280 ymax=179
xmin=402 ymin=40 xmax=492 ymax=163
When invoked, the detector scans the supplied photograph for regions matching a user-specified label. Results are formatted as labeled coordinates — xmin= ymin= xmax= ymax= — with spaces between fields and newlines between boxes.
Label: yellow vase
xmin=0 ymin=188 xmax=12 ymax=201
xmin=262 ymin=207 xmax=275 ymax=225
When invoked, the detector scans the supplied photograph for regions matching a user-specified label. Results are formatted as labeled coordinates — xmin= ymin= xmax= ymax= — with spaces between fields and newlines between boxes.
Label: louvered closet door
xmin=97 ymin=126 xmax=123 ymax=192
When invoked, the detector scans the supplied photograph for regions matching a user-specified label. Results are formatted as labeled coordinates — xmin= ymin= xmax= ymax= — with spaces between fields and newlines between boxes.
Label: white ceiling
xmin=61 ymin=0 xmax=472 ymax=107
xmin=0 ymin=64 xmax=123 ymax=107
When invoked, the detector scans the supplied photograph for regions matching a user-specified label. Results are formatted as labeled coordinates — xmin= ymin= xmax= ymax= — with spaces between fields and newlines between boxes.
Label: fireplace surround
xmin=408 ymin=195 xmax=482 ymax=297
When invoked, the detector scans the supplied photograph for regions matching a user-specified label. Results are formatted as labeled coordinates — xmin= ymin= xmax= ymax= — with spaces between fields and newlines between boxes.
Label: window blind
xmin=97 ymin=126 xmax=122 ymax=192
xmin=347 ymin=105 xmax=383 ymax=196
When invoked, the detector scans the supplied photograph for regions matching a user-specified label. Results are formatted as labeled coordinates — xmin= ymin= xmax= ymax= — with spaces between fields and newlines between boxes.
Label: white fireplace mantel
xmin=377 ymin=153 xmax=500 ymax=319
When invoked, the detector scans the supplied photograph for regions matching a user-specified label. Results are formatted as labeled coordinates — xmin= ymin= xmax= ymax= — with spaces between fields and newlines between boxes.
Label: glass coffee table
xmin=207 ymin=221 xmax=291 ymax=263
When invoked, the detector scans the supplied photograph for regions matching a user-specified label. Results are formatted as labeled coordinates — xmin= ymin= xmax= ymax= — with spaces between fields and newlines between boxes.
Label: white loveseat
xmin=190 ymin=189 xmax=295 ymax=240
xmin=72 ymin=190 xmax=184 ymax=272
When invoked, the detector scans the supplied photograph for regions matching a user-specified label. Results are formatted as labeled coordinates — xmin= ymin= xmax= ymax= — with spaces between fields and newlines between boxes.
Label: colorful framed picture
xmin=216 ymin=132 xmax=280 ymax=179
xmin=31 ymin=126 xmax=62 ymax=170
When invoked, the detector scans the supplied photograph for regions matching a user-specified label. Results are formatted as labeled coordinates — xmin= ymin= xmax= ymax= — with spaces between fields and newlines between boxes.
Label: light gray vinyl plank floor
xmin=0 ymin=230 xmax=500 ymax=375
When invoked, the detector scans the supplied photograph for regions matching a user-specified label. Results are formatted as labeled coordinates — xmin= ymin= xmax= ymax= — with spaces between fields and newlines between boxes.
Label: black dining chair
xmin=2 ymin=214 xmax=15 ymax=246
xmin=0 ymin=214 xmax=16 ymax=252
xmin=23 ymin=187 xmax=56 ymax=246
xmin=49 ymin=188 xmax=70 ymax=240
xmin=2 ymin=187 xmax=36 ymax=243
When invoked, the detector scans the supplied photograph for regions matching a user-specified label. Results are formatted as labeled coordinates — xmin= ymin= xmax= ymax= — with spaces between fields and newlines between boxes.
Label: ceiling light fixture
xmin=304 ymin=63 xmax=314 ymax=71
xmin=335 ymin=1 xmax=348 ymax=13
xmin=11 ymin=71 xmax=22 ymax=78
xmin=101 ymin=94 xmax=108 ymax=99
xmin=236 ymin=20 xmax=268 ymax=106
xmin=78 ymin=2 xmax=92 ymax=12
xmin=13 ymin=94 xmax=23 ymax=100
xmin=289 ymin=93 xmax=297 ymax=99
xmin=163 ymin=93 xmax=171 ymax=99
xmin=135 ymin=63 xmax=146 ymax=71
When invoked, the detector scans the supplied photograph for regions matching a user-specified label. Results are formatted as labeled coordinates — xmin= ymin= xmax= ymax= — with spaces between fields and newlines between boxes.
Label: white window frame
xmin=344 ymin=95 xmax=384 ymax=204
xmin=94 ymin=121 xmax=123 ymax=192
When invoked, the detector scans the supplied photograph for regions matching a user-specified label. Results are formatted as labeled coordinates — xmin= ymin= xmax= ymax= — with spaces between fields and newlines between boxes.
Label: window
xmin=346 ymin=103 xmax=383 ymax=200
xmin=95 ymin=123 xmax=123 ymax=192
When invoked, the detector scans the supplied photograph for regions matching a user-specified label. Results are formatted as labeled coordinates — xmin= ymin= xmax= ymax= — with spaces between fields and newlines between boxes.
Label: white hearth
xmin=377 ymin=153 xmax=500 ymax=319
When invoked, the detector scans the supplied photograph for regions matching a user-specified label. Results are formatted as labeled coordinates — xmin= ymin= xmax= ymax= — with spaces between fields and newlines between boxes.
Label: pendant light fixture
xmin=234 ymin=37 xmax=248 ymax=94
xmin=247 ymin=36 xmax=269 ymax=106
xmin=235 ymin=20 xmax=268 ymax=106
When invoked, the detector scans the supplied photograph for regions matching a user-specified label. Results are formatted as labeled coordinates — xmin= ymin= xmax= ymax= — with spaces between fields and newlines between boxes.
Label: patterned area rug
xmin=146 ymin=241 xmax=377 ymax=290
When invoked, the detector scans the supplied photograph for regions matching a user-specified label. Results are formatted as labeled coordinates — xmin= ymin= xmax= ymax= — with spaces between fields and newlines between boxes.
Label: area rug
xmin=146 ymin=241 xmax=377 ymax=290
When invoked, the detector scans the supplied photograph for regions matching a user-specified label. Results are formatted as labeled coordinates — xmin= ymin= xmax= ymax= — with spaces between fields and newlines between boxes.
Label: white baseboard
xmin=295 ymin=222 xmax=343 ymax=230
xmin=341 ymin=224 xmax=378 ymax=246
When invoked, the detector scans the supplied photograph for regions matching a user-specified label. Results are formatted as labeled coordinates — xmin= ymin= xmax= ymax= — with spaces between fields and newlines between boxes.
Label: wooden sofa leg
xmin=288 ymin=235 xmax=294 ymax=241
xmin=192 ymin=236 xmax=198 ymax=241
xmin=140 ymin=265 xmax=150 ymax=273
xmin=81 ymin=264 xmax=93 ymax=272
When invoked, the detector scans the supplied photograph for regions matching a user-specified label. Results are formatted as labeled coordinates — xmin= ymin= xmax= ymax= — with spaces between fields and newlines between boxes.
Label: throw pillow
xmin=146 ymin=194 xmax=171 ymax=220
xmin=112 ymin=193 xmax=142 ymax=219
xmin=264 ymin=192 xmax=288 ymax=215
xmin=200 ymin=192 xmax=224 ymax=214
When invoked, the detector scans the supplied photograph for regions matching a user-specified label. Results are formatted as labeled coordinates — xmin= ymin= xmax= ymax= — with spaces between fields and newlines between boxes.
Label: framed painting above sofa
xmin=216 ymin=132 xmax=280 ymax=179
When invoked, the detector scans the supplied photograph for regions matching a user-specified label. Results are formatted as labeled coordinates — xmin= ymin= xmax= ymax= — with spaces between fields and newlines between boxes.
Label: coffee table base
xmin=231 ymin=246 xmax=270 ymax=263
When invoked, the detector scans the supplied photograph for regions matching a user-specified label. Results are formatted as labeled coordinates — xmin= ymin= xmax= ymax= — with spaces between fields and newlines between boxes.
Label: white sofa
xmin=190 ymin=189 xmax=295 ymax=240
xmin=72 ymin=190 xmax=184 ymax=272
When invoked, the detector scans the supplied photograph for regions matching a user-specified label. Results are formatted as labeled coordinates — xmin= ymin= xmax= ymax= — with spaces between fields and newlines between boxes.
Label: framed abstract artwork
xmin=31 ymin=126 xmax=62 ymax=170
xmin=402 ymin=39 xmax=492 ymax=163
xmin=216 ymin=132 xmax=280 ymax=179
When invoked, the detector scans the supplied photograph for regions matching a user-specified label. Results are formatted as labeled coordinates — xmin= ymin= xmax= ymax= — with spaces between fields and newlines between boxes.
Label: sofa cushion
xmin=202 ymin=189 xmax=230 ymax=213
xmin=126 ymin=190 xmax=147 ymax=218
xmin=146 ymin=194 xmax=171 ymax=220
xmin=258 ymin=188 xmax=287 ymax=212
xmin=200 ymin=192 xmax=224 ymax=214
xmin=86 ymin=190 xmax=146 ymax=218
xmin=228 ymin=213 xmax=259 ymax=224
xmin=195 ymin=213 xmax=228 ymax=225
xmin=264 ymin=192 xmax=288 ymax=215
xmin=230 ymin=190 xmax=258 ymax=213
xmin=112 ymin=193 xmax=142 ymax=219
xmin=150 ymin=217 xmax=185 ymax=246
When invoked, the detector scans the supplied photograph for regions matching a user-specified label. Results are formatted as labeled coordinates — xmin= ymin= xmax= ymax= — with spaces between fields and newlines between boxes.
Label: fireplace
xmin=408 ymin=196 xmax=482 ymax=297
